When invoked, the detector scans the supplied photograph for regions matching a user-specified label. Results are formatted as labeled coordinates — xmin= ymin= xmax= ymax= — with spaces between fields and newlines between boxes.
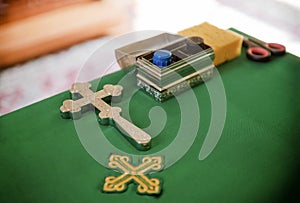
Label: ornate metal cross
xmin=60 ymin=82 xmax=151 ymax=150
xmin=103 ymin=154 xmax=163 ymax=195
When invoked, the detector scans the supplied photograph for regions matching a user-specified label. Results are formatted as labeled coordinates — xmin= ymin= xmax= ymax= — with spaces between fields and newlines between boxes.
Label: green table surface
xmin=1 ymin=30 xmax=300 ymax=203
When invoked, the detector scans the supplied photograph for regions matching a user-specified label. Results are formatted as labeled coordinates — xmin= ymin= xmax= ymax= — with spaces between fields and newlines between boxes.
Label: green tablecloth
xmin=1 ymin=30 xmax=300 ymax=203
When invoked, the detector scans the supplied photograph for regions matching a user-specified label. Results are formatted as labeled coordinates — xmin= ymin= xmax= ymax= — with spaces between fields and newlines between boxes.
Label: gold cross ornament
xmin=103 ymin=154 xmax=163 ymax=195
xmin=60 ymin=83 xmax=152 ymax=150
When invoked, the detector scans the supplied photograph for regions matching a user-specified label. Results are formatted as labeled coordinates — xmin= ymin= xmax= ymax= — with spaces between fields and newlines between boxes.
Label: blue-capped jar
xmin=152 ymin=50 xmax=172 ymax=68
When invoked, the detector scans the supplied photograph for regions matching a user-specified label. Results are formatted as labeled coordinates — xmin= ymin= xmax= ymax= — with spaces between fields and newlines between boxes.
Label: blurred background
xmin=0 ymin=0 xmax=299 ymax=115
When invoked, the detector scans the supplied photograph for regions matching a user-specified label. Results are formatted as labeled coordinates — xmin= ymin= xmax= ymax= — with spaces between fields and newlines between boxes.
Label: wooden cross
xmin=60 ymin=82 xmax=151 ymax=151
xmin=103 ymin=154 xmax=162 ymax=195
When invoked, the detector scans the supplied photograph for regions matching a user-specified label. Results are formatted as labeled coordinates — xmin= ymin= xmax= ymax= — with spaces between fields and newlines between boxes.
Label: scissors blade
xmin=242 ymin=37 xmax=258 ymax=48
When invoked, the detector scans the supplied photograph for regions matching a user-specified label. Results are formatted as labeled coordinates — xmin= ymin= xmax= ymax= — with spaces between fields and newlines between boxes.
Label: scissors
xmin=242 ymin=36 xmax=286 ymax=62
